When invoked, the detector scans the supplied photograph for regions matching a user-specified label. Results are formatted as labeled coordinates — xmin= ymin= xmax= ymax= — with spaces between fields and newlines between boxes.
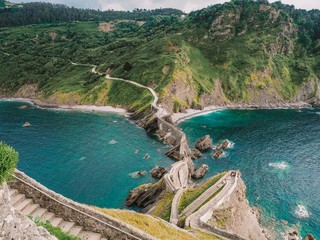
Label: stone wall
xmin=0 ymin=182 xmax=57 ymax=240
xmin=9 ymin=170 xmax=158 ymax=240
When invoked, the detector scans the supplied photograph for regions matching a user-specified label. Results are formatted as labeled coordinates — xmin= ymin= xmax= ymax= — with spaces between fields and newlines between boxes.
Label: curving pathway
xmin=70 ymin=61 xmax=168 ymax=118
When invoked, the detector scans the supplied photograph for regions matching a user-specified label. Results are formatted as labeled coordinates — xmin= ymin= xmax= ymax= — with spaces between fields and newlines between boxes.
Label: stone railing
xmin=9 ymin=170 xmax=158 ymax=240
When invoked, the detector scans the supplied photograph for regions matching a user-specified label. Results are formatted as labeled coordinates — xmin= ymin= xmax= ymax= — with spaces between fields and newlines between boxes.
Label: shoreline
xmin=172 ymin=101 xmax=313 ymax=123
xmin=0 ymin=97 xmax=128 ymax=115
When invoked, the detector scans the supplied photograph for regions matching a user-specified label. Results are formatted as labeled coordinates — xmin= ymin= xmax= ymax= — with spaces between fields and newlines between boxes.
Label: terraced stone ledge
xmin=9 ymin=170 xmax=158 ymax=240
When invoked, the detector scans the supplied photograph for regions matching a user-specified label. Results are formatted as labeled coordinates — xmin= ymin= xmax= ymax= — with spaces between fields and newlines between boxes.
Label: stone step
xmin=58 ymin=220 xmax=75 ymax=233
xmin=9 ymin=188 xmax=18 ymax=197
xmin=22 ymin=203 xmax=39 ymax=216
xmin=11 ymin=193 xmax=25 ymax=206
xmin=51 ymin=217 xmax=63 ymax=227
xmin=69 ymin=225 xmax=83 ymax=237
xmin=78 ymin=231 xmax=102 ymax=240
xmin=14 ymin=198 xmax=33 ymax=211
xmin=42 ymin=212 xmax=55 ymax=222
xmin=31 ymin=207 xmax=47 ymax=219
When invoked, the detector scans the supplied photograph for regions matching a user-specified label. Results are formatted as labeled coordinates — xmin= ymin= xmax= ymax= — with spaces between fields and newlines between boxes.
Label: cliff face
xmin=0 ymin=183 xmax=56 ymax=240
xmin=207 ymin=178 xmax=269 ymax=240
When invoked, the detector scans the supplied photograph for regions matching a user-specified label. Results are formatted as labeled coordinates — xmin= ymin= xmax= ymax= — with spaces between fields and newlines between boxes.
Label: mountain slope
xmin=0 ymin=0 xmax=320 ymax=116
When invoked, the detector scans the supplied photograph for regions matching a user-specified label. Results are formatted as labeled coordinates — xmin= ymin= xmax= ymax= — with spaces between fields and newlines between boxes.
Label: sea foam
xmin=295 ymin=204 xmax=310 ymax=218
xmin=268 ymin=162 xmax=289 ymax=170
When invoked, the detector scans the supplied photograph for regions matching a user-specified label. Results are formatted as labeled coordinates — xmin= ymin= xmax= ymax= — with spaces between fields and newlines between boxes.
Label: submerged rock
xmin=23 ymin=122 xmax=31 ymax=127
xmin=150 ymin=166 xmax=168 ymax=179
xmin=191 ymin=149 xmax=202 ymax=160
xmin=195 ymin=135 xmax=213 ymax=152
xmin=192 ymin=164 xmax=208 ymax=179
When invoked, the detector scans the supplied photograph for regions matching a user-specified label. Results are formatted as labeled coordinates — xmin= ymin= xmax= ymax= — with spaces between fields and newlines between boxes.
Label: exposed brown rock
xmin=125 ymin=180 xmax=166 ymax=208
xmin=192 ymin=164 xmax=208 ymax=179
xmin=195 ymin=135 xmax=213 ymax=152
xmin=304 ymin=234 xmax=316 ymax=240
xmin=212 ymin=149 xmax=224 ymax=159
xmin=150 ymin=167 xmax=168 ymax=179
xmin=191 ymin=148 xmax=202 ymax=160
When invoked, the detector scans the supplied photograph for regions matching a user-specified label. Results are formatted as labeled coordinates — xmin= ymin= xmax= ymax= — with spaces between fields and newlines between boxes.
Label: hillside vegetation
xmin=0 ymin=0 xmax=320 ymax=115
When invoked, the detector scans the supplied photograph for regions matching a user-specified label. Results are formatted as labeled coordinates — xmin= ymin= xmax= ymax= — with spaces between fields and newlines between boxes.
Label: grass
xmin=94 ymin=208 xmax=221 ymax=240
xmin=151 ymin=191 xmax=175 ymax=221
xmin=194 ymin=184 xmax=225 ymax=213
xmin=178 ymin=172 xmax=225 ymax=214
xmin=33 ymin=217 xmax=81 ymax=240
xmin=0 ymin=141 xmax=18 ymax=185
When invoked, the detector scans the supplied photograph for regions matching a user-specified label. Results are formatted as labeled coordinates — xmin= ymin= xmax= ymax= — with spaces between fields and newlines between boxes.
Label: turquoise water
xmin=179 ymin=109 xmax=320 ymax=238
xmin=0 ymin=101 xmax=172 ymax=209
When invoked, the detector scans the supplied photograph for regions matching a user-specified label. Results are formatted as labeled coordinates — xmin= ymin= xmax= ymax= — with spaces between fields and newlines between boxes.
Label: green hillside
xmin=0 ymin=0 xmax=320 ymax=115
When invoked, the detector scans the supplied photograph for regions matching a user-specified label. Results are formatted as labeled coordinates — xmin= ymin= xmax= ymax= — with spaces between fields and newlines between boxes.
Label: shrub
xmin=0 ymin=142 xmax=19 ymax=185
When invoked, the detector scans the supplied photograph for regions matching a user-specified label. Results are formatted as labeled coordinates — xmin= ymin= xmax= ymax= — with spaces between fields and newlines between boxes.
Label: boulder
xmin=216 ymin=140 xmax=230 ymax=150
xmin=288 ymin=231 xmax=299 ymax=240
xmin=151 ymin=166 xmax=168 ymax=179
xmin=191 ymin=149 xmax=202 ymax=160
xmin=304 ymin=234 xmax=316 ymax=240
xmin=195 ymin=135 xmax=213 ymax=152
xmin=212 ymin=149 xmax=224 ymax=159
xmin=23 ymin=122 xmax=31 ymax=127
xmin=192 ymin=164 xmax=208 ymax=179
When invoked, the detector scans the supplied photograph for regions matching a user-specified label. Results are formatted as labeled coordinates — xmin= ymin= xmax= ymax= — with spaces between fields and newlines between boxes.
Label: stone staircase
xmin=9 ymin=187 xmax=107 ymax=240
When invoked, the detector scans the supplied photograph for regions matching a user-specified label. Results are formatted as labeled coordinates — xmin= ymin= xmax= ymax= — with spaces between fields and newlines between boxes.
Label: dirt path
xmin=71 ymin=61 xmax=168 ymax=118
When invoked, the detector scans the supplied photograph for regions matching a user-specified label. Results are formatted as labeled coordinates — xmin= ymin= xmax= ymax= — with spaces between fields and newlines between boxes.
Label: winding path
xmin=71 ymin=61 xmax=168 ymax=118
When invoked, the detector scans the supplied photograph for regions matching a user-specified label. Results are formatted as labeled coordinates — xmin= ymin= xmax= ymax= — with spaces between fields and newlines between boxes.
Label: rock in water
xmin=304 ymin=234 xmax=316 ymax=240
xmin=19 ymin=105 xmax=28 ymax=109
xmin=288 ymin=231 xmax=300 ymax=240
xmin=191 ymin=149 xmax=202 ymax=160
xmin=192 ymin=164 xmax=208 ymax=179
xmin=216 ymin=140 xmax=231 ymax=150
xmin=195 ymin=135 xmax=213 ymax=152
xmin=23 ymin=122 xmax=31 ymax=127
xmin=150 ymin=166 xmax=168 ymax=179
xmin=212 ymin=149 xmax=224 ymax=159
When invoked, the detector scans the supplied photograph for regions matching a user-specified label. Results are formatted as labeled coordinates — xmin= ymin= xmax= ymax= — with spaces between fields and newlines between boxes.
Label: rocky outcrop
xmin=207 ymin=177 xmax=269 ymax=240
xmin=191 ymin=148 xmax=202 ymax=160
xmin=212 ymin=149 xmax=224 ymax=159
xmin=150 ymin=167 xmax=168 ymax=179
xmin=0 ymin=183 xmax=56 ymax=240
xmin=288 ymin=231 xmax=300 ymax=240
xmin=126 ymin=180 xmax=166 ymax=208
xmin=304 ymin=234 xmax=316 ymax=240
xmin=192 ymin=164 xmax=208 ymax=179
xmin=195 ymin=135 xmax=213 ymax=152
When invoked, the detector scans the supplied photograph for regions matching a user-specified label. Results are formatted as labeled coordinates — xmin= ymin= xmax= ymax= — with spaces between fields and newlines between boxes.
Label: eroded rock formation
xmin=150 ymin=167 xmax=168 ymax=179
xmin=126 ymin=179 xmax=166 ymax=208
xmin=195 ymin=135 xmax=213 ymax=152
xmin=191 ymin=148 xmax=202 ymax=160
xmin=192 ymin=164 xmax=208 ymax=179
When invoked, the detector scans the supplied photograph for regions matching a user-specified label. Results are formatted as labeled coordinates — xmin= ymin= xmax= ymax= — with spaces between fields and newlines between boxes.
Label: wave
xmin=109 ymin=140 xmax=118 ymax=145
xmin=268 ymin=162 xmax=289 ymax=170
xmin=295 ymin=204 xmax=310 ymax=218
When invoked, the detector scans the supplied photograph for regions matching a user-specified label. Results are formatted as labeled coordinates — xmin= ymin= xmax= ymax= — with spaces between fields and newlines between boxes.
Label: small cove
xmin=0 ymin=100 xmax=172 ymax=209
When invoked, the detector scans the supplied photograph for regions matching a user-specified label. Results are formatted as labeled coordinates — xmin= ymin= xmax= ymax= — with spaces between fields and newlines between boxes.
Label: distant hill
xmin=0 ymin=0 xmax=320 ymax=115
xmin=0 ymin=2 xmax=184 ymax=27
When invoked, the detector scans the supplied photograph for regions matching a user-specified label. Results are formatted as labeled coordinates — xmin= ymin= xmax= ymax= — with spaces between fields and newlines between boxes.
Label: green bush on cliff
xmin=0 ymin=141 xmax=18 ymax=185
